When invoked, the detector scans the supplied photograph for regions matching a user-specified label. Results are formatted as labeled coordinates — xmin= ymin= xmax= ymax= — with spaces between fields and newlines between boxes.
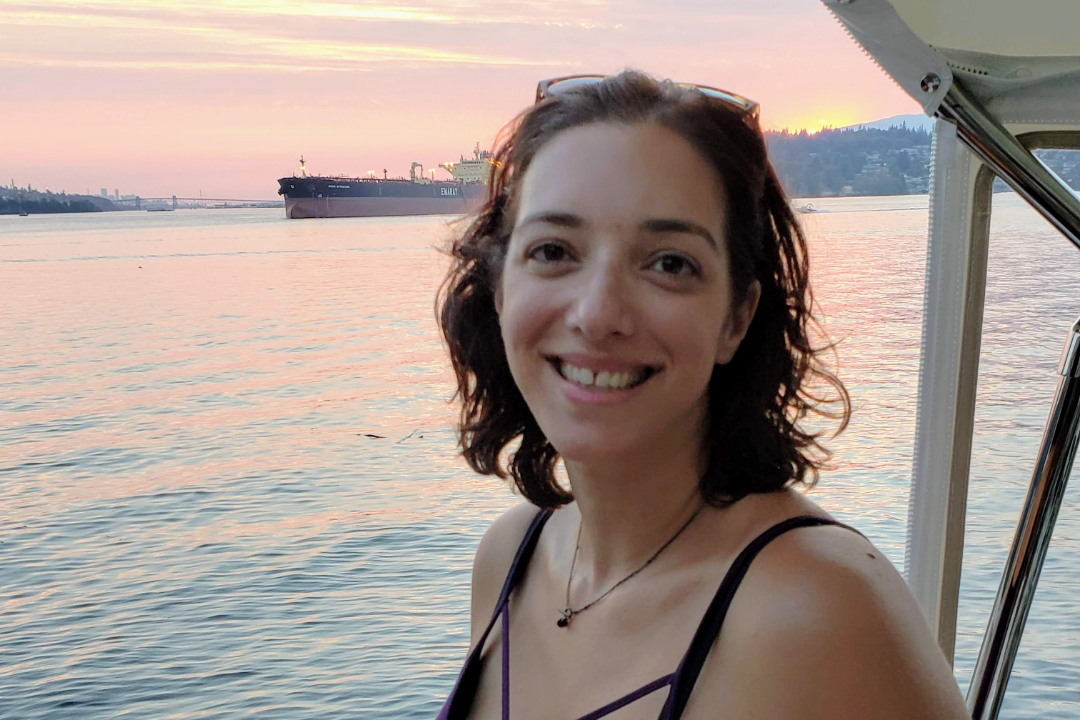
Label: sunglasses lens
xmin=696 ymin=88 xmax=738 ymax=103
xmin=686 ymin=86 xmax=757 ymax=114
xmin=542 ymin=76 xmax=604 ymax=98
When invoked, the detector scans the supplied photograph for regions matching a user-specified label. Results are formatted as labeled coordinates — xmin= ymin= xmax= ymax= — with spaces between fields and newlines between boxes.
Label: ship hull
xmin=278 ymin=176 xmax=487 ymax=219
xmin=284 ymin=195 xmax=483 ymax=219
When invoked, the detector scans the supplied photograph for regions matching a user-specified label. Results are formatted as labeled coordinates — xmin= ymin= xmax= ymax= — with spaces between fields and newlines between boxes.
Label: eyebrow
xmin=515 ymin=212 xmax=583 ymax=230
xmin=640 ymin=217 xmax=718 ymax=250
xmin=515 ymin=212 xmax=717 ymax=250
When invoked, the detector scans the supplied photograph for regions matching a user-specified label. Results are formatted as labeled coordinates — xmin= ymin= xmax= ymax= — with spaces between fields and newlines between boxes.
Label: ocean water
xmin=1 ymin=196 xmax=1079 ymax=718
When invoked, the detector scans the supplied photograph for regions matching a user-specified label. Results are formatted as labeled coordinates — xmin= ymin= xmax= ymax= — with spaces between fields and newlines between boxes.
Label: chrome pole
xmin=967 ymin=318 xmax=1080 ymax=719
xmin=936 ymin=80 xmax=1080 ymax=252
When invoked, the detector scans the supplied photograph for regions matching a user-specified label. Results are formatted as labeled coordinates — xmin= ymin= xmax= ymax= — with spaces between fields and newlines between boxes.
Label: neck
xmin=563 ymin=446 xmax=704 ymax=590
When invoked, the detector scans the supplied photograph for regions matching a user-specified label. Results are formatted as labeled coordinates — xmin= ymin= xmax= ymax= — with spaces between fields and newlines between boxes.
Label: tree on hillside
xmin=765 ymin=125 xmax=932 ymax=197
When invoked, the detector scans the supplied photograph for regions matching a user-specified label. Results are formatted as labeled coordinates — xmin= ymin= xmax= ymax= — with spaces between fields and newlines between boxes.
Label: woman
xmin=436 ymin=71 xmax=968 ymax=720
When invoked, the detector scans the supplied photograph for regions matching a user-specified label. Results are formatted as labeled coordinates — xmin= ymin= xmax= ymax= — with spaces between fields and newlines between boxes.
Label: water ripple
xmin=2 ymin=201 xmax=1079 ymax=717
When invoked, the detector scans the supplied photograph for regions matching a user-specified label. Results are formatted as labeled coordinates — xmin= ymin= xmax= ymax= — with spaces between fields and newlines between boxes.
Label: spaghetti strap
xmin=437 ymin=508 xmax=553 ymax=720
xmin=661 ymin=514 xmax=860 ymax=719
xmin=574 ymin=673 xmax=675 ymax=720
xmin=437 ymin=511 xmax=860 ymax=720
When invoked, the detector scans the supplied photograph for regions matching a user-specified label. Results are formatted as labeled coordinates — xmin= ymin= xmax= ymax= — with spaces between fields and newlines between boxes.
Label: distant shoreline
xmin=0 ymin=197 xmax=106 ymax=215
xmin=0 ymin=199 xmax=284 ymax=215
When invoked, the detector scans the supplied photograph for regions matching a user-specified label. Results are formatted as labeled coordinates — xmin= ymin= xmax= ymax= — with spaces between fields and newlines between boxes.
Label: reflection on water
xmin=1 ymin=198 xmax=1078 ymax=718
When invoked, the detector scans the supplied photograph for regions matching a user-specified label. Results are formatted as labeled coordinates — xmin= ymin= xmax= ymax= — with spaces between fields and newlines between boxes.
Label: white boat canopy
xmin=822 ymin=2 xmax=1080 ymax=718
xmin=825 ymin=0 xmax=1080 ymax=132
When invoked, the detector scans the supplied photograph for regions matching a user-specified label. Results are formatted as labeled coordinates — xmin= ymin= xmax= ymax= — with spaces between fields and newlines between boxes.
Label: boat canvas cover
xmin=822 ymin=0 xmax=1080 ymax=134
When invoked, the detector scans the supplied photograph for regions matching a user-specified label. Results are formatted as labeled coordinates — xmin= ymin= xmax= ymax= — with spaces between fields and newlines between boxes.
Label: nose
xmin=565 ymin=258 xmax=635 ymax=340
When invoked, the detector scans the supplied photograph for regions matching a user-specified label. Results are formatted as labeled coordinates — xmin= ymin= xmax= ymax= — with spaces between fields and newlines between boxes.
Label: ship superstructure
xmin=441 ymin=143 xmax=495 ymax=184
xmin=277 ymin=146 xmax=493 ymax=219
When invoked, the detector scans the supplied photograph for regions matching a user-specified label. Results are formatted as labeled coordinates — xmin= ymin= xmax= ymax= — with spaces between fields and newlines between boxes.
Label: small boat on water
xmin=18 ymin=210 xmax=28 ymax=217
xmin=796 ymin=202 xmax=817 ymax=213
xmin=823 ymin=0 xmax=1080 ymax=716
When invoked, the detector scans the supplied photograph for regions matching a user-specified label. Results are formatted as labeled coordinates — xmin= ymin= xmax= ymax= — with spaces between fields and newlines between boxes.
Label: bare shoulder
xmin=701 ymin=514 xmax=969 ymax=720
xmin=469 ymin=502 xmax=544 ymax=646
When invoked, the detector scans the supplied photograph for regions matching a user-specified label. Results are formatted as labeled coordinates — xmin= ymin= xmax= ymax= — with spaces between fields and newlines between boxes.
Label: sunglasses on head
xmin=534 ymin=74 xmax=760 ymax=121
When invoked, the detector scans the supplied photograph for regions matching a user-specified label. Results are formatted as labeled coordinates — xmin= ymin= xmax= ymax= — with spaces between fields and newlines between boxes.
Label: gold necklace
xmin=558 ymin=503 xmax=705 ymax=628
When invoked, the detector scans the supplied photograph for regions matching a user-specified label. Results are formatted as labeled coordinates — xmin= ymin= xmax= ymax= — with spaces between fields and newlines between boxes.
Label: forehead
xmin=514 ymin=122 xmax=727 ymax=234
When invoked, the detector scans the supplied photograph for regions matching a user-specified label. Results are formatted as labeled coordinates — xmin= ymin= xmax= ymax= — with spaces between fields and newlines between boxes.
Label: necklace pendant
xmin=557 ymin=609 xmax=572 ymax=628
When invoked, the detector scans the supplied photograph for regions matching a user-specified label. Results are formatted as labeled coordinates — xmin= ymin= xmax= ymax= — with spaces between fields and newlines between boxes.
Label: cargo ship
xmin=277 ymin=144 xmax=492 ymax=219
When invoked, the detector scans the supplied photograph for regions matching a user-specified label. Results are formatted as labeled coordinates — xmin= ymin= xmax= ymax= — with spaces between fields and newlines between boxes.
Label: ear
xmin=715 ymin=280 xmax=761 ymax=365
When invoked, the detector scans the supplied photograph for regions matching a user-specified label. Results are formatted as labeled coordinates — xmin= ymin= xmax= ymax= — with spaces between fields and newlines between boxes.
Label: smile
xmin=549 ymin=358 xmax=659 ymax=391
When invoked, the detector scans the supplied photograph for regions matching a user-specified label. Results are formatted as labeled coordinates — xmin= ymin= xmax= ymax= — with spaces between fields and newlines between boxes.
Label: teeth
xmin=558 ymin=362 xmax=647 ymax=390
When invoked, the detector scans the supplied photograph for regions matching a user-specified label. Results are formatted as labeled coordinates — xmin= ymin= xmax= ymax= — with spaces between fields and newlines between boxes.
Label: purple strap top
xmin=436 ymin=509 xmax=855 ymax=720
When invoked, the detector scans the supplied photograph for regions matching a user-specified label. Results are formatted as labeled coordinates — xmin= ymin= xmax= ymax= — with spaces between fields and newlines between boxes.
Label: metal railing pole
xmin=967 ymin=318 xmax=1080 ymax=719
xmin=936 ymin=80 xmax=1080 ymax=252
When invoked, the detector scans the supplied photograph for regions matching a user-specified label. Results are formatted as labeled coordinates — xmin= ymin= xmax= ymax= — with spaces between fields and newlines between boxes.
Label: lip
xmin=545 ymin=352 xmax=662 ymax=375
xmin=546 ymin=354 xmax=662 ymax=406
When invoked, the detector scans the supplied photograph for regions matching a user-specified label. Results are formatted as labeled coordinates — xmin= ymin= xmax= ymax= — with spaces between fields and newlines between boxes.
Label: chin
xmin=544 ymin=428 xmax=645 ymax=466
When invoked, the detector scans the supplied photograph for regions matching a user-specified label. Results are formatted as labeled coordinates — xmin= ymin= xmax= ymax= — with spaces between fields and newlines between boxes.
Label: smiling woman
xmin=499 ymin=121 xmax=757 ymax=476
xmin=434 ymin=71 xmax=970 ymax=720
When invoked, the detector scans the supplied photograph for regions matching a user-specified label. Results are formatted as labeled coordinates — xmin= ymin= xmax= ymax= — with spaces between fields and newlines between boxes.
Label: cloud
xmin=0 ymin=0 xmax=591 ymax=72
xmin=0 ymin=0 xmax=827 ymax=77
xmin=0 ymin=0 xmax=622 ymax=29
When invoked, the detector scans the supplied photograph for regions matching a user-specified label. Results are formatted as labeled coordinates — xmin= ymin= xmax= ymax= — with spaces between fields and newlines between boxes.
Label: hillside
xmin=766 ymin=125 xmax=932 ymax=198
xmin=766 ymin=124 xmax=1080 ymax=198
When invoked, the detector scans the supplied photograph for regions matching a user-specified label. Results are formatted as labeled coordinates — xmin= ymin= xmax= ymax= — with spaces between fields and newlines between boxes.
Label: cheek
xmin=498 ymin=280 xmax=552 ymax=361
xmin=654 ymin=300 xmax=725 ymax=357
xmin=498 ymin=297 xmax=557 ymax=403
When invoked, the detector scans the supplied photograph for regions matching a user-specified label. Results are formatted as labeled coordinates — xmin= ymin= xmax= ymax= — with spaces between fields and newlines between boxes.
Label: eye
xmin=526 ymin=241 xmax=570 ymax=264
xmin=649 ymin=253 xmax=700 ymax=278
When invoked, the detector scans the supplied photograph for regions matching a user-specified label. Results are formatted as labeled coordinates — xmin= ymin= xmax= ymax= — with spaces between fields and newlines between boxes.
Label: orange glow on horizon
xmin=764 ymin=111 xmax=868 ymax=135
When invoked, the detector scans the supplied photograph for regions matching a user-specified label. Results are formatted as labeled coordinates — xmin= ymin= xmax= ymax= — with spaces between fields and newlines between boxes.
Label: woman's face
xmin=497 ymin=121 xmax=758 ymax=466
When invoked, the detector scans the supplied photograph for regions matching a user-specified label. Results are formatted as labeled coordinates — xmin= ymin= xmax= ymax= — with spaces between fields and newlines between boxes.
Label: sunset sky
xmin=2 ymin=0 xmax=919 ymax=199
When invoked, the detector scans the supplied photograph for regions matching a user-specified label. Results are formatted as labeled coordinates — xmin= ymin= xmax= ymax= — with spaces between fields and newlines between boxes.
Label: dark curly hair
xmin=437 ymin=70 xmax=850 ymax=509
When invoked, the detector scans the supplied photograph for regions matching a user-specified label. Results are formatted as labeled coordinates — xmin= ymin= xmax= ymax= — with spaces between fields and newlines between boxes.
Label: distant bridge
xmin=112 ymin=196 xmax=284 ymax=210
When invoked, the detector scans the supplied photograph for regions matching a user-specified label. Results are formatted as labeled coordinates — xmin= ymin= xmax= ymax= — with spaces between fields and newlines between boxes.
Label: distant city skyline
xmin=2 ymin=0 xmax=919 ymax=199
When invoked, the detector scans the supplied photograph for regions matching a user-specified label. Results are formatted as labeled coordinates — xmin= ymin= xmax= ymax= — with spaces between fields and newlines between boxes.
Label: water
xmin=1 ymin=197 xmax=1078 ymax=718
